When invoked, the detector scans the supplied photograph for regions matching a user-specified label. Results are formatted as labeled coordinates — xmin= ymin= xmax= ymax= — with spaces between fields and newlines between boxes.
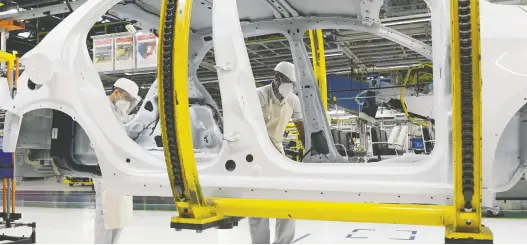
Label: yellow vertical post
xmin=308 ymin=29 xmax=328 ymax=111
xmin=316 ymin=29 xmax=328 ymax=112
xmin=308 ymin=30 xmax=319 ymax=82
xmin=157 ymin=0 xmax=221 ymax=228
xmin=14 ymin=56 xmax=19 ymax=88
xmin=447 ymin=0 xmax=491 ymax=241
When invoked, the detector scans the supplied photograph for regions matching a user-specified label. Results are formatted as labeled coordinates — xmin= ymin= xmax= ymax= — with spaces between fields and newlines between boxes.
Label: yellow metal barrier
xmin=160 ymin=0 xmax=492 ymax=242
xmin=211 ymin=198 xmax=455 ymax=226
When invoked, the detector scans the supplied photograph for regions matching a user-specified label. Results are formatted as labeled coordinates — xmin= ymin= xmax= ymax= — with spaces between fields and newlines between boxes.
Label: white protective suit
xmin=249 ymin=62 xmax=303 ymax=244
xmin=93 ymin=78 xmax=140 ymax=244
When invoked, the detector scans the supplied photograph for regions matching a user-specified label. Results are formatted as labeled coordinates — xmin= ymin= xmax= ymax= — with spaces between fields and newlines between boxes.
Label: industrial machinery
xmin=0 ymin=0 xmax=526 ymax=243
xmin=0 ymin=51 xmax=36 ymax=244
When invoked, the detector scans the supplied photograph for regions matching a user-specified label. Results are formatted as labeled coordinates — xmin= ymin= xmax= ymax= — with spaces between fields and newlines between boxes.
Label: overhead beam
xmin=277 ymin=0 xmax=299 ymax=17
xmin=336 ymin=29 xmax=430 ymax=42
xmin=258 ymin=0 xmax=282 ymax=18
xmin=0 ymin=0 xmax=87 ymax=21
xmin=19 ymin=0 xmax=63 ymax=8
xmin=342 ymin=46 xmax=366 ymax=69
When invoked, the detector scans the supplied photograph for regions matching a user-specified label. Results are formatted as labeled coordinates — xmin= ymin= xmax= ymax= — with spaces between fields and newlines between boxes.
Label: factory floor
xmin=2 ymin=179 xmax=527 ymax=244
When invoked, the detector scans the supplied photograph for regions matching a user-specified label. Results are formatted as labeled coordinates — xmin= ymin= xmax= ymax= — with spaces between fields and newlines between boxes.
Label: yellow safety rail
xmin=160 ymin=1 xmax=492 ymax=242
xmin=308 ymin=29 xmax=328 ymax=111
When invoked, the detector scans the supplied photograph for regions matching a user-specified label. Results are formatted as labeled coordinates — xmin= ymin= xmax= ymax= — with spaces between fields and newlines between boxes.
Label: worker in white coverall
xmin=93 ymin=78 xmax=141 ymax=244
xmin=250 ymin=61 xmax=305 ymax=244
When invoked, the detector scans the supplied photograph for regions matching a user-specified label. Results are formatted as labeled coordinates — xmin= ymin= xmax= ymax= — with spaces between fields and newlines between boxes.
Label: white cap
xmin=274 ymin=61 xmax=296 ymax=83
xmin=114 ymin=78 xmax=141 ymax=100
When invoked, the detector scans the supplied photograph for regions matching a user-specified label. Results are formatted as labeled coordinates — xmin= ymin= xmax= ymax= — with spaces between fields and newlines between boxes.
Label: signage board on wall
xmin=92 ymin=35 xmax=114 ymax=72
xmin=135 ymin=33 xmax=158 ymax=69
xmin=114 ymin=34 xmax=135 ymax=70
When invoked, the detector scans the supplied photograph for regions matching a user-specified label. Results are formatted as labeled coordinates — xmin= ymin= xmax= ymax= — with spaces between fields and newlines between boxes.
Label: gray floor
xmin=1 ymin=179 xmax=527 ymax=243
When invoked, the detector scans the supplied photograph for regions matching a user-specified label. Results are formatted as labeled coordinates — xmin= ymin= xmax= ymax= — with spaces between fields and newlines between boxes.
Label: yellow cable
xmin=399 ymin=64 xmax=430 ymax=127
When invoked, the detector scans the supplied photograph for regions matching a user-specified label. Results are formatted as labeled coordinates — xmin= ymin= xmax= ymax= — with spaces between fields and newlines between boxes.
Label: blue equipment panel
xmin=410 ymin=138 xmax=424 ymax=150
xmin=0 ymin=137 xmax=14 ymax=178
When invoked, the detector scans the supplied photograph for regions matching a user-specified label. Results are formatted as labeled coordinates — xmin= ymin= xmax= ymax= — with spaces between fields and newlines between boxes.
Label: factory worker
xmin=93 ymin=78 xmax=141 ymax=244
xmin=250 ymin=61 xmax=305 ymax=244
xmin=108 ymin=78 xmax=142 ymax=124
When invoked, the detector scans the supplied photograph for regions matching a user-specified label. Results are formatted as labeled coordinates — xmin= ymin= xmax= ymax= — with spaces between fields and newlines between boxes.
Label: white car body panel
xmin=0 ymin=0 xmax=525 ymax=209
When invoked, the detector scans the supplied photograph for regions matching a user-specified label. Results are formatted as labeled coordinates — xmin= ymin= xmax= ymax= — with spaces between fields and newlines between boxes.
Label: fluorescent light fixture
xmin=124 ymin=71 xmax=156 ymax=75
xmin=308 ymin=49 xmax=344 ymax=59
xmin=383 ymin=18 xmax=431 ymax=26
xmin=17 ymin=32 xmax=30 ymax=38
xmin=309 ymin=52 xmax=343 ymax=59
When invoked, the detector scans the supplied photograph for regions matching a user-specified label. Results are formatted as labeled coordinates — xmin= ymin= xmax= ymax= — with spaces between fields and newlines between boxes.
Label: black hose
xmin=132 ymin=117 xmax=159 ymax=141
xmin=299 ymin=148 xmax=313 ymax=162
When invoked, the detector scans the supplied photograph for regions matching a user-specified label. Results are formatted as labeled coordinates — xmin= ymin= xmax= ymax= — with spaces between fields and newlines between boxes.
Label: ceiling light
xmin=383 ymin=18 xmax=431 ymax=26
xmin=308 ymin=48 xmax=344 ymax=58
xmin=124 ymin=71 xmax=156 ymax=75
xmin=308 ymin=52 xmax=343 ymax=59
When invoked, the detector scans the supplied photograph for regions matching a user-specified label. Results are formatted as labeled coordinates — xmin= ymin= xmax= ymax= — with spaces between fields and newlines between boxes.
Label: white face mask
xmin=278 ymin=83 xmax=294 ymax=97
xmin=115 ymin=96 xmax=131 ymax=112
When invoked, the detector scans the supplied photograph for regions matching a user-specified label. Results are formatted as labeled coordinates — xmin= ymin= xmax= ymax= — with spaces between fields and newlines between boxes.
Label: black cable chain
xmin=458 ymin=0 xmax=475 ymax=211
xmin=161 ymin=0 xmax=187 ymax=201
